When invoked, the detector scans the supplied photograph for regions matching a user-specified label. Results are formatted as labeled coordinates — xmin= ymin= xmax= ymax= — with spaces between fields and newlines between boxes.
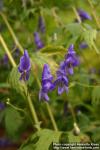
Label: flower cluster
xmin=34 ymin=32 xmax=44 ymax=50
xmin=18 ymin=50 xmax=31 ymax=81
xmin=77 ymin=9 xmax=92 ymax=21
xmin=39 ymin=64 xmax=54 ymax=101
xmin=39 ymin=44 xmax=79 ymax=101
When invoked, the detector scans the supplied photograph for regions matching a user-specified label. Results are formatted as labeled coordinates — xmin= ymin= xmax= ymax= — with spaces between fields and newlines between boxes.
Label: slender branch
xmin=1 ymin=12 xmax=58 ymax=131
xmin=72 ymin=6 xmax=81 ymax=23
xmin=6 ymin=98 xmax=25 ymax=114
xmin=45 ymin=102 xmax=58 ymax=131
xmin=0 ymin=35 xmax=16 ymax=67
xmin=0 ymin=34 xmax=41 ymax=131
xmin=68 ymin=104 xmax=76 ymax=123
xmin=75 ymin=81 xmax=100 ymax=88
xmin=87 ymin=0 xmax=100 ymax=29
xmin=31 ymin=61 xmax=58 ymax=131
xmin=0 ymin=12 xmax=24 ymax=53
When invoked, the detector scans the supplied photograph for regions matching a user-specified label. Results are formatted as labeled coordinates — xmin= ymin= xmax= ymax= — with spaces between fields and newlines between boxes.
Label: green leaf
xmin=91 ymin=127 xmax=100 ymax=143
xmin=40 ymin=45 xmax=66 ymax=55
xmin=68 ymin=132 xmax=81 ymax=142
xmin=77 ymin=112 xmax=91 ymax=132
xmin=66 ymin=23 xmax=83 ymax=37
xmin=8 ymin=67 xmax=25 ymax=96
xmin=82 ymin=29 xmax=97 ymax=49
xmin=5 ymin=107 xmax=23 ymax=139
xmin=92 ymin=86 xmax=100 ymax=105
xmin=19 ymin=129 xmax=61 ymax=150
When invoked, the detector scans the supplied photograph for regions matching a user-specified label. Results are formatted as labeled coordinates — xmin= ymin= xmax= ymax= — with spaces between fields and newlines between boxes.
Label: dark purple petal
xmin=79 ymin=42 xmax=88 ymax=49
xmin=38 ymin=16 xmax=45 ymax=33
xmin=42 ymin=80 xmax=53 ymax=92
xmin=58 ymin=86 xmax=64 ymax=95
xmin=19 ymin=50 xmax=31 ymax=71
xmin=39 ymin=64 xmax=54 ymax=101
xmin=39 ymin=90 xmax=49 ymax=101
xmin=65 ymin=86 xmax=68 ymax=93
xmin=34 ymin=32 xmax=44 ymax=50
xmin=19 ymin=71 xmax=30 ymax=81
xmin=42 ymin=64 xmax=53 ymax=81
xmin=18 ymin=66 xmax=23 ymax=73
xmin=18 ymin=50 xmax=31 ymax=81
xmin=68 ymin=67 xmax=74 ymax=75
xmin=3 ymin=54 xmax=8 ymax=65
xmin=77 ymin=9 xmax=92 ymax=21
xmin=68 ymin=44 xmax=75 ymax=55
xmin=0 ymin=102 xmax=5 ymax=110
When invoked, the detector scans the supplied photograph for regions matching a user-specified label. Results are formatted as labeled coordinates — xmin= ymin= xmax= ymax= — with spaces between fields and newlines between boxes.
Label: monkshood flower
xmin=34 ymin=32 xmax=44 ymax=50
xmin=18 ymin=50 xmax=31 ymax=81
xmin=77 ymin=9 xmax=92 ymax=21
xmin=65 ymin=44 xmax=79 ymax=75
xmin=38 ymin=16 xmax=45 ymax=33
xmin=79 ymin=42 xmax=88 ymax=49
xmin=39 ymin=64 xmax=54 ymax=101
xmin=54 ymin=63 xmax=69 ymax=95
xmin=0 ymin=102 xmax=5 ymax=110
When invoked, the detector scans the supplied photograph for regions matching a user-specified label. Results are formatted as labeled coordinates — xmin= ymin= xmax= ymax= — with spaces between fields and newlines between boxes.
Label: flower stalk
xmin=87 ymin=0 xmax=100 ymax=29
xmin=1 ymin=12 xmax=58 ymax=131
xmin=0 ymin=34 xmax=41 ymax=131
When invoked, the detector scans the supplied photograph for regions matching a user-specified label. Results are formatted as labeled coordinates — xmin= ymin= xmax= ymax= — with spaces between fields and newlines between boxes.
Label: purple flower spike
xmin=77 ymin=9 xmax=92 ymax=21
xmin=34 ymin=32 xmax=44 ymax=50
xmin=38 ymin=16 xmax=45 ymax=33
xmin=54 ymin=71 xmax=69 ymax=95
xmin=18 ymin=50 xmax=31 ymax=81
xmin=54 ymin=62 xmax=69 ymax=95
xmin=39 ymin=64 xmax=54 ymax=101
xmin=65 ymin=44 xmax=79 ymax=75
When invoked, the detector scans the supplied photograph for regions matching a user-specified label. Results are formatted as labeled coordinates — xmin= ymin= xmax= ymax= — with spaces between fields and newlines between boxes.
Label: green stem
xmin=87 ymin=0 xmax=100 ymax=29
xmin=45 ymin=102 xmax=58 ymax=131
xmin=72 ymin=6 xmax=81 ymax=23
xmin=1 ymin=12 xmax=58 ymax=131
xmin=25 ymin=87 xmax=41 ymax=130
xmin=6 ymin=98 xmax=25 ymax=114
xmin=31 ymin=62 xmax=58 ymax=131
xmin=75 ymin=81 xmax=100 ymax=88
xmin=52 ymin=7 xmax=63 ymax=27
xmin=0 ymin=12 xmax=24 ymax=54
xmin=68 ymin=104 xmax=76 ymax=123
xmin=0 ymin=34 xmax=41 ymax=131
xmin=0 ymin=35 xmax=16 ymax=67
xmin=92 ymin=42 xmax=100 ymax=55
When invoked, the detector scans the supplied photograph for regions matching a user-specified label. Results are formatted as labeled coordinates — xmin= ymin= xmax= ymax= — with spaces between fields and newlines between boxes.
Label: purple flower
xmin=65 ymin=44 xmax=79 ymax=75
xmin=18 ymin=50 xmax=31 ymax=81
xmin=77 ymin=9 xmax=92 ymax=21
xmin=79 ymin=42 xmax=88 ymax=49
xmin=3 ymin=54 xmax=8 ymax=65
xmin=54 ymin=62 xmax=69 ymax=95
xmin=39 ymin=64 xmax=54 ymax=101
xmin=0 ymin=102 xmax=5 ymax=110
xmin=34 ymin=32 xmax=44 ymax=50
xmin=38 ymin=16 xmax=45 ymax=33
